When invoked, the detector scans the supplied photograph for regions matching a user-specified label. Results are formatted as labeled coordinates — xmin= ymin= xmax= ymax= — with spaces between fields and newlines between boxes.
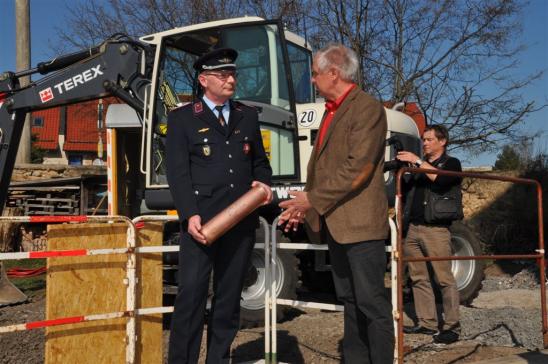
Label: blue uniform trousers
xmin=168 ymin=228 xmax=254 ymax=364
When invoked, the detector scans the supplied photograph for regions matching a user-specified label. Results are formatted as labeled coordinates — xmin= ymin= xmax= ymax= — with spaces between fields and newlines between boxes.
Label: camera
xmin=384 ymin=136 xmax=405 ymax=172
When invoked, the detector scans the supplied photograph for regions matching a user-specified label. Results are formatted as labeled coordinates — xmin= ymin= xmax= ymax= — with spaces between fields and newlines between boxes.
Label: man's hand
xmin=252 ymin=180 xmax=273 ymax=205
xmin=278 ymin=191 xmax=312 ymax=232
xmin=397 ymin=151 xmax=438 ymax=180
xmin=396 ymin=151 xmax=419 ymax=164
xmin=187 ymin=215 xmax=207 ymax=245
xmin=278 ymin=207 xmax=304 ymax=232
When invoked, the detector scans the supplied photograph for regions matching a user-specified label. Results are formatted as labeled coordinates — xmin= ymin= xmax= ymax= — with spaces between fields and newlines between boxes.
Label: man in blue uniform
xmin=166 ymin=48 xmax=272 ymax=364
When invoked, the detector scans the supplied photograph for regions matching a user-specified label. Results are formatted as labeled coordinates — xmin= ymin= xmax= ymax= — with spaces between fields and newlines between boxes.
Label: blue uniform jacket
xmin=166 ymin=99 xmax=272 ymax=232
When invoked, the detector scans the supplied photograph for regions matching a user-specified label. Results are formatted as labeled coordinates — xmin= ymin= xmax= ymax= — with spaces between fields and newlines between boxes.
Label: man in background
xmin=397 ymin=125 xmax=462 ymax=344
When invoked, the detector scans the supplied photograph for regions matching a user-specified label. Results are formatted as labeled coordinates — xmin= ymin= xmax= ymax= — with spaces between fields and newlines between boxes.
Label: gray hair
xmin=315 ymin=43 xmax=359 ymax=82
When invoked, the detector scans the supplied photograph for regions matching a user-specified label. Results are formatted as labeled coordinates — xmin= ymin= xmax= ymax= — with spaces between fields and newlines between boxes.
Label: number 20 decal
xmin=298 ymin=109 xmax=317 ymax=128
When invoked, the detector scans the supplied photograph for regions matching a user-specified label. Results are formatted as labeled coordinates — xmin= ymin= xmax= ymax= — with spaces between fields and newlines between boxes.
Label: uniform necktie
xmin=215 ymin=105 xmax=226 ymax=127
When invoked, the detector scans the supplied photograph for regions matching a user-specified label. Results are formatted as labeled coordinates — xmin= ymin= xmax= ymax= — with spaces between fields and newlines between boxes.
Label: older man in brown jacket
xmin=279 ymin=43 xmax=393 ymax=364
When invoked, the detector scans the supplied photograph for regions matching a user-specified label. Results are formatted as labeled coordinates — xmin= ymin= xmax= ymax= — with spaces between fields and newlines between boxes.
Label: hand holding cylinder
xmin=200 ymin=184 xmax=270 ymax=245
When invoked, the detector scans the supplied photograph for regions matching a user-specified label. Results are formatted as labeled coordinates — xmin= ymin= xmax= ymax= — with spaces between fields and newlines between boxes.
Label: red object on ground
xmin=7 ymin=267 xmax=47 ymax=278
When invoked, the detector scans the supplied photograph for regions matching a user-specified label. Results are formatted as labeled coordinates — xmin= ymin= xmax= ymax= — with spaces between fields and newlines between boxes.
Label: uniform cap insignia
xmin=203 ymin=145 xmax=211 ymax=156
xmin=193 ymin=102 xmax=204 ymax=114
xmin=219 ymin=57 xmax=232 ymax=64
xmin=198 ymin=128 xmax=209 ymax=133
xmin=243 ymin=142 xmax=250 ymax=155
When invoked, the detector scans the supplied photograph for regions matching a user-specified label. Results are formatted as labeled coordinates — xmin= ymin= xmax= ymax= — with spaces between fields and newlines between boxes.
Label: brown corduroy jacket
xmin=305 ymin=87 xmax=389 ymax=243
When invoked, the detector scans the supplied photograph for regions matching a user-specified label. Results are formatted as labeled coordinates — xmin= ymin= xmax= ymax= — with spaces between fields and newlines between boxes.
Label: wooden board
xmin=45 ymin=222 xmax=163 ymax=364
xmin=135 ymin=222 xmax=163 ymax=363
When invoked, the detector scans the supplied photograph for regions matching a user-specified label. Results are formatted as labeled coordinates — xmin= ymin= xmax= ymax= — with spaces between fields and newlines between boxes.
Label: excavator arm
xmin=0 ymin=35 xmax=154 ymax=213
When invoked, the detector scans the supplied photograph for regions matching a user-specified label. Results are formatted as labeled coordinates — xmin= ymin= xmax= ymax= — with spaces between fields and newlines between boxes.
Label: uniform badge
xmin=193 ymin=101 xmax=204 ymax=115
xmin=198 ymin=128 xmax=209 ymax=133
xmin=243 ymin=142 xmax=250 ymax=155
xmin=234 ymin=129 xmax=241 ymax=134
xmin=203 ymin=145 xmax=211 ymax=156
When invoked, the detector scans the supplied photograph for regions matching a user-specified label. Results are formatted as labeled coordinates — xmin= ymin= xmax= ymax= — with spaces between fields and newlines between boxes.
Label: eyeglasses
xmin=312 ymin=68 xmax=334 ymax=77
xmin=204 ymin=71 xmax=238 ymax=81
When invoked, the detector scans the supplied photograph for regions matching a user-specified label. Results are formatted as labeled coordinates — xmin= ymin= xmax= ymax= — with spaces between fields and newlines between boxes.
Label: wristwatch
xmin=415 ymin=159 xmax=423 ymax=167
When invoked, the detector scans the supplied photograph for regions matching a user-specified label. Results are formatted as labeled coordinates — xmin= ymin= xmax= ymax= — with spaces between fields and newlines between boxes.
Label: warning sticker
xmin=261 ymin=130 xmax=271 ymax=161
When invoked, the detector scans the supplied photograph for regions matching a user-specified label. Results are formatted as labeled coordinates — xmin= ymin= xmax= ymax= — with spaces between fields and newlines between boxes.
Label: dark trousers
xmin=168 ymin=227 xmax=255 ymax=364
xmin=324 ymin=223 xmax=394 ymax=364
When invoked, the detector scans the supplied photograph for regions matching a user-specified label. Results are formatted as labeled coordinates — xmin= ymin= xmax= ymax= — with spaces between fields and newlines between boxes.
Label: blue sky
xmin=1 ymin=0 xmax=546 ymax=167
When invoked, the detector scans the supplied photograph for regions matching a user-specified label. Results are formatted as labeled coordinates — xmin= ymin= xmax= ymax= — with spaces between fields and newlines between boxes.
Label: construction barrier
xmin=394 ymin=167 xmax=547 ymax=364
xmin=0 ymin=215 xmax=137 ymax=363
xmin=265 ymin=217 xmax=400 ymax=363
xmin=0 ymin=214 xmax=271 ymax=364
xmin=265 ymin=170 xmax=546 ymax=364
xmin=131 ymin=215 xmax=271 ymax=363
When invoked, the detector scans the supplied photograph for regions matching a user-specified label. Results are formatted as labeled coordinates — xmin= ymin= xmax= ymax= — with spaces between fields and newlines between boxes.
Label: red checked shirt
xmin=316 ymin=84 xmax=357 ymax=150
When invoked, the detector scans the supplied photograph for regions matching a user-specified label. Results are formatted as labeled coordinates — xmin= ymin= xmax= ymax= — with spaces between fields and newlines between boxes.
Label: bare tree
xmin=305 ymin=0 xmax=544 ymax=152
xmin=53 ymin=0 xmax=302 ymax=51
xmin=53 ymin=0 xmax=544 ymax=153
xmin=307 ymin=0 xmax=386 ymax=90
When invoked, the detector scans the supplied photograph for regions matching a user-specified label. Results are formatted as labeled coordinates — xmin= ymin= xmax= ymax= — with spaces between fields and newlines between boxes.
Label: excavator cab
xmin=135 ymin=18 xmax=309 ymax=212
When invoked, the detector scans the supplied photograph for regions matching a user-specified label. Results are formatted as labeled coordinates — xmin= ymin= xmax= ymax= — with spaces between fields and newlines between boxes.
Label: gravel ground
xmin=0 ymin=291 xmax=44 ymax=364
xmin=0 ymin=262 xmax=546 ymax=363
xmin=481 ymin=265 xmax=541 ymax=292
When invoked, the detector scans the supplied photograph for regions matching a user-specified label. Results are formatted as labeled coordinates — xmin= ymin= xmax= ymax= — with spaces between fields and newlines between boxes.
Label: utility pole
xmin=15 ymin=0 xmax=31 ymax=164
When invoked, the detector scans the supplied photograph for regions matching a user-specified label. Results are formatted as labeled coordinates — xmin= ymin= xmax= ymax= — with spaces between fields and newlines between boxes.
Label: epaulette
xmin=170 ymin=102 xmax=191 ymax=112
xmin=233 ymin=100 xmax=260 ymax=112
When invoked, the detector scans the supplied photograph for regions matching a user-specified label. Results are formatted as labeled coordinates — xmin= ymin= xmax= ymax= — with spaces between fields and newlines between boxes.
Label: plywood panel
xmin=135 ymin=222 xmax=163 ymax=364
xmin=45 ymin=221 xmax=164 ymax=364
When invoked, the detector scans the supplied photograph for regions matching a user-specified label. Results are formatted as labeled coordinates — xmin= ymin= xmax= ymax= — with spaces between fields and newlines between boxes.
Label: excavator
xmin=0 ymin=17 xmax=484 ymax=321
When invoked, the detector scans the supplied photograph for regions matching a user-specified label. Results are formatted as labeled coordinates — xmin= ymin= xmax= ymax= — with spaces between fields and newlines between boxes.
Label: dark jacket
xmin=403 ymin=153 xmax=462 ymax=229
xmin=166 ymin=99 xmax=272 ymax=232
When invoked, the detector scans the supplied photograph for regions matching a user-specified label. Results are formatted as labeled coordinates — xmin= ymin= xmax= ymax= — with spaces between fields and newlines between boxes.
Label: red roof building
xmin=31 ymin=97 xmax=119 ymax=164
xmin=63 ymin=100 xmax=107 ymax=152
xmin=31 ymin=108 xmax=60 ymax=150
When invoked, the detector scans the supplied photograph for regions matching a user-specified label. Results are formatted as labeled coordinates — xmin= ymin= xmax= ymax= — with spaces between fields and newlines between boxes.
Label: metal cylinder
xmin=201 ymin=186 xmax=268 ymax=245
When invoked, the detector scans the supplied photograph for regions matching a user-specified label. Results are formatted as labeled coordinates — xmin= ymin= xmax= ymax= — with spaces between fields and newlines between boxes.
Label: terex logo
xmin=39 ymin=88 xmax=54 ymax=103
xmin=53 ymin=65 xmax=104 ymax=95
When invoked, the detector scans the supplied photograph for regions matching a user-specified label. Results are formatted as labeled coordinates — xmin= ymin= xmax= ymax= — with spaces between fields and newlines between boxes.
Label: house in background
xmin=31 ymin=98 xmax=119 ymax=165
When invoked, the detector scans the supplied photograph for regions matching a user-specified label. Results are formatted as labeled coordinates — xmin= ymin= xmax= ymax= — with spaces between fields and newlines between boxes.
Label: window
xmin=287 ymin=43 xmax=313 ymax=104
xmin=148 ymin=22 xmax=300 ymax=186
xmin=68 ymin=155 xmax=82 ymax=166
xmin=32 ymin=117 xmax=44 ymax=127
